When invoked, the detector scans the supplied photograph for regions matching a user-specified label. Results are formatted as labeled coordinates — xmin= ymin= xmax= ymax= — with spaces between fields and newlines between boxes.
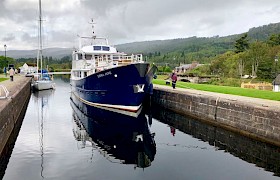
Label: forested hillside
xmin=116 ymin=22 xmax=280 ymax=65
xmin=247 ymin=23 xmax=280 ymax=41
xmin=3 ymin=22 xmax=280 ymax=64
xmin=1 ymin=21 xmax=280 ymax=78
xmin=5 ymin=48 xmax=72 ymax=59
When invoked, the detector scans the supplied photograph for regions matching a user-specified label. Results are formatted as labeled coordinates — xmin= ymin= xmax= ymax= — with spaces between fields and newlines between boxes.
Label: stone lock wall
xmin=0 ymin=78 xmax=31 ymax=155
xmin=152 ymin=88 xmax=280 ymax=146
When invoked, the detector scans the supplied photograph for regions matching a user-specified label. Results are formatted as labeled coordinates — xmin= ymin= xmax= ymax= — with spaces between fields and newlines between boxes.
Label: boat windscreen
xmin=93 ymin=46 xmax=102 ymax=50
xmin=102 ymin=46 xmax=110 ymax=51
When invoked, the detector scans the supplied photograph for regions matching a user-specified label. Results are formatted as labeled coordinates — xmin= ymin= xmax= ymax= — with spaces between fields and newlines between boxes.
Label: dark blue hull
xmin=70 ymin=63 xmax=156 ymax=111
xmin=70 ymin=96 xmax=156 ymax=168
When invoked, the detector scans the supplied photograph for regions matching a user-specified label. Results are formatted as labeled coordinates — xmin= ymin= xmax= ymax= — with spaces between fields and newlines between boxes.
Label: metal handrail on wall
xmin=0 ymin=85 xmax=9 ymax=99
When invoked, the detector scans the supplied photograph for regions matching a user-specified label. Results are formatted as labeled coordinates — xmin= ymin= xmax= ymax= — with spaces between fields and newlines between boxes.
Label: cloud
xmin=0 ymin=0 xmax=280 ymax=50
xmin=2 ymin=33 xmax=15 ymax=41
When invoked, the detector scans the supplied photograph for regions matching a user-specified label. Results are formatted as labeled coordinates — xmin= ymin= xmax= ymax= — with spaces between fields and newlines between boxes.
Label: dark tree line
xmin=4 ymin=55 xmax=72 ymax=72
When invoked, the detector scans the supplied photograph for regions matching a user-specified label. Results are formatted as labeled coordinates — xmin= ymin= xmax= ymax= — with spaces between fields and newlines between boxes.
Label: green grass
xmin=153 ymin=79 xmax=280 ymax=101
xmin=54 ymin=69 xmax=71 ymax=72
xmin=0 ymin=78 xmax=8 ymax=82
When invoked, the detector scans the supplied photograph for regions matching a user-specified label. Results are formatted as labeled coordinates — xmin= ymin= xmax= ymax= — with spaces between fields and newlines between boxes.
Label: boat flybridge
xmin=71 ymin=35 xmax=143 ymax=80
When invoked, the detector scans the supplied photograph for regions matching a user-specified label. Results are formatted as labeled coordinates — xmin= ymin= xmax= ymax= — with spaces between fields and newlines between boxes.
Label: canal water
xmin=1 ymin=76 xmax=280 ymax=180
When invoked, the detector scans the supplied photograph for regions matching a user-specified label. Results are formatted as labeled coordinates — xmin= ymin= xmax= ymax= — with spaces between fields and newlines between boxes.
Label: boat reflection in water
xmin=33 ymin=89 xmax=54 ymax=179
xmin=70 ymin=95 xmax=156 ymax=169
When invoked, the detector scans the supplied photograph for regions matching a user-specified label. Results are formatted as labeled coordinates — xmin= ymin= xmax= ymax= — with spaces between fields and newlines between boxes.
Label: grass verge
xmin=153 ymin=79 xmax=280 ymax=101
xmin=0 ymin=78 xmax=8 ymax=82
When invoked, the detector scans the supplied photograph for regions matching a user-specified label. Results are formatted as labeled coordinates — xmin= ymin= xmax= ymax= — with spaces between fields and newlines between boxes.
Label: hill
xmin=2 ymin=22 xmax=280 ymax=61
xmin=247 ymin=22 xmax=280 ymax=41
xmin=116 ymin=22 xmax=280 ymax=55
xmin=0 ymin=48 xmax=72 ymax=59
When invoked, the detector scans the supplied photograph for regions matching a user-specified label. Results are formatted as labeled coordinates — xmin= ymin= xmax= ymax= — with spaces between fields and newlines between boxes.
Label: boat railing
xmin=72 ymin=53 xmax=144 ymax=70
xmin=112 ymin=54 xmax=143 ymax=65
xmin=97 ymin=61 xmax=109 ymax=68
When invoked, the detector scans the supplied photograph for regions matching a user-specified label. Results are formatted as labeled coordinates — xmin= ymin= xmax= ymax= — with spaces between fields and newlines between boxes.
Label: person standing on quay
xmin=9 ymin=68 xmax=15 ymax=81
xmin=171 ymin=70 xmax=177 ymax=89
xmin=3 ymin=67 xmax=7 ymax=77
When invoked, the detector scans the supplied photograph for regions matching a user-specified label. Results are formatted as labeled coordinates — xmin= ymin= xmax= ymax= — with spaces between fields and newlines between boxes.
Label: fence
xmin=241 ymin=82 xmax=272 ymax=91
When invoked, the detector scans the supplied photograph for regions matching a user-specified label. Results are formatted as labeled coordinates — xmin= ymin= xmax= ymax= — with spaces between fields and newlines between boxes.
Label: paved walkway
xmin=154 ymin=84 xmax=280 ymax=110
xmin=0 ymin=74 xmax=31 ymax=99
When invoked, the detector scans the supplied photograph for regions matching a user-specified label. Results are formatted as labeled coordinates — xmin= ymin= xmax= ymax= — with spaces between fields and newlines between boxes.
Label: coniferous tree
xmin=235 ymin=34 xmax=249 ymax=77
xmin=234 ymin=33 xmax=249 ymax=53
xmin=267 ymin=34 xmax=280 ymax=46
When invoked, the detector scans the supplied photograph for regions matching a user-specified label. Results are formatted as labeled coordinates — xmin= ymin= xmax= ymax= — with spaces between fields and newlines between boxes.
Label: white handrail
xmin=0 ymin=85 xmax=9 ymax=99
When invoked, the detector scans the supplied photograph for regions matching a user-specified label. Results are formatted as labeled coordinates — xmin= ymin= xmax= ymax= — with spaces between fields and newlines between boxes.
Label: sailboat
xmin=33 ymin=0 xmax=54 ymax=91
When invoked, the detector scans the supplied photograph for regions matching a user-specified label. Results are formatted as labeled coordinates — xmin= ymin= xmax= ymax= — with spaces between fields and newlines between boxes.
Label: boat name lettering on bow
xmin=97 ymin=71 xmax=112 ymax=78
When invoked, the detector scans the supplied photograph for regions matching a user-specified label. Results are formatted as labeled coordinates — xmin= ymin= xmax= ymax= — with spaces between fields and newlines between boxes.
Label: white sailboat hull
xmin=33 ymin=80 xmax=54 ymax=91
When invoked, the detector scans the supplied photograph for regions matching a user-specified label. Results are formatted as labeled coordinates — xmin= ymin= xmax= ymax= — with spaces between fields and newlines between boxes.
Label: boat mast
xmin=89 ymin=18 xmax=95 ymax=37
xmin=37 ymin=0 xmax=43 ymax=76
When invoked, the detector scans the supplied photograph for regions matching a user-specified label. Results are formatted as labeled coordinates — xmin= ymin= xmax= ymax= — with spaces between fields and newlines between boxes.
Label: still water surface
xmin=1 ymin=76 xmax=280 ymax=180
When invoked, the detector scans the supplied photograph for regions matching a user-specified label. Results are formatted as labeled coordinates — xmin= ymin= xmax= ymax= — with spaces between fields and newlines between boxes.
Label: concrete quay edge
xmin=0 ymin=75 xmax=32 ymax=155
xmin=153 ymin=84 xmax=280 ymax=147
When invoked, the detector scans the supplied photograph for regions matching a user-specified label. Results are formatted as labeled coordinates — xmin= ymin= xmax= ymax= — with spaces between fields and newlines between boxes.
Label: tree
xmin=209 ymin=52 xmax=233 ymax=76
xmin=236 ymin=52 xmax=247 ymax=78
xmin=247 ymin=41 xmax=269 ymax=77
xmin=267 ymin=34 xmax=280 ymax=46
xmin=0 ymin=56 xmax=15 ymax=68
xmin=235 ymin=34 xmax=249 ymax=78
xmin=0 ymin=56 xmax=6 ymax=68
xmin=234 ymin=33 xmax=249 ymax=53
xmin=61 ymin=56 xmax=71 ymax=62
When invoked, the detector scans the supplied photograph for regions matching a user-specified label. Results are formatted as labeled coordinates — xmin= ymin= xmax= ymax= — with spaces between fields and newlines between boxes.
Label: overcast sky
xmin=0 ymin=0 xmax=280 ymax=50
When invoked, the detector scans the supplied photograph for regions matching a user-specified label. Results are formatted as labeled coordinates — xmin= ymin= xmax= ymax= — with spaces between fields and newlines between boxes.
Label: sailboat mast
xmin=38 ymin=0 xmax=43 ymax=75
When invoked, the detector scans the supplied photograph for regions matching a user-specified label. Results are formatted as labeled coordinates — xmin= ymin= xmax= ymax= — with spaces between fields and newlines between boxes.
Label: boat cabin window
xmin=93 ymin=46 xmax=102 ymax=50
xmin=102 ymin=46 xmax=110 ymax=51
xmin=85 ymin=54 xmax=92 ymax=60
xmin=113 ymin=56 xmax=120 ymax=60
xmin=77 ymin=54 xmax=82 ymax=60
xmin=73 ymin=71 xmax=80 ymax=77
xmin=93 ymin=46 xmax=110 ymax=51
